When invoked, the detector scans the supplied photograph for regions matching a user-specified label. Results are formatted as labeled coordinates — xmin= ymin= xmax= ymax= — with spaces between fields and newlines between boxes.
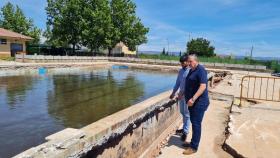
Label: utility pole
xmin=166 ymin=38 xmax=169 ymax=54
xmin=136 ymin=45 xmax=138 ymax=57
xmin=250 ymin=46 xmax=254 ymax=59
xmin=250 ymin=45 xmax=254 ymax=64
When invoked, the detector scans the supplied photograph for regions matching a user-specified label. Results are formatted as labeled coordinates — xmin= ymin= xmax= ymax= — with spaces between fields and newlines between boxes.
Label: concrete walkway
xmin=158 ymin=70 xmax=280 ymax=158
xmin=158 ymin=100 xmax=232 ymax=158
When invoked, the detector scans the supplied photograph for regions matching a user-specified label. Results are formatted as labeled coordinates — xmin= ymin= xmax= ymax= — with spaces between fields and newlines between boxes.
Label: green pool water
xmin=0 ymin=66 xmax=176 ymax=157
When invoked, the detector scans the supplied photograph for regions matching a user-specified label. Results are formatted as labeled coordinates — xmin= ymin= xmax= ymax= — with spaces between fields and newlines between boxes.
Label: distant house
xmin=101 ymin=42 xmax=136 ymax=56
xmin=112 ymin=42 xmax=136 ymax=56
xmin=0 ymin=28 xmax=33 ymax=57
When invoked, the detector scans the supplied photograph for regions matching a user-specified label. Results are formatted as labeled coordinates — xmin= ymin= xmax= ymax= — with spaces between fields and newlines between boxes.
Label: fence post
xmin=239 ymin=76 xmax=246 ymax=106
xmin=22 ymin=53 xmax=24 ymax=63
xmin=210 ymin=76 xmax=214 ymax=88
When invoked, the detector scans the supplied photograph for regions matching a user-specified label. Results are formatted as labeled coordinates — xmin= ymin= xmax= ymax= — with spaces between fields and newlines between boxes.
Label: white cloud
xmin=230 ymin=17 xmax=280 ymax=33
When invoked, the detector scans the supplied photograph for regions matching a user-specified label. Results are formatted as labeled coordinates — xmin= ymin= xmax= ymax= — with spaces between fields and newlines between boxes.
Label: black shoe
xmin=181 ymin=133 xmax=187 ymax=142
xmin=175 ymin=129 xmax=183 ymax=135
xmin=182 ymin=142 xmax=190 ymax=147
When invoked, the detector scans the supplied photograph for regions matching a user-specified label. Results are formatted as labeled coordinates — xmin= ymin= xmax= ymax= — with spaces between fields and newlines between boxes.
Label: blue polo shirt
xmin=185 ymin=64 xmax=209 ymax=111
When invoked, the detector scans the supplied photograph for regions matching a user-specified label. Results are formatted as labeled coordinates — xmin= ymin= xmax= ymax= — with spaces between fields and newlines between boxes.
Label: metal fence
xmin=240 ymin=75 xmax=280 ymax=105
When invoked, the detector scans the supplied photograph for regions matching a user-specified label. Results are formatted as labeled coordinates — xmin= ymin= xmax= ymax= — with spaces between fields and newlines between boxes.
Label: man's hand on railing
xmin=169 ymin=93 xmax=175 ymax=100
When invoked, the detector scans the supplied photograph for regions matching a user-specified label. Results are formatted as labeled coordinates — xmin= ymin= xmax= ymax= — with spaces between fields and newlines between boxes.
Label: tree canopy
xmin=81 ymin=0 xmax=112 ymax=54
xmin=161 ymin=48 xmax=166 ymax=55
xmin=45 ymin=0 xmax=149 ymax=54
xmin=186 ymin=38 xmax=215 ymax=57
xmin=110 ymin=0 xmax=149 ymax=52
xmin=0 ymin=2 xmax=41 ymax=44
xmin=45 ymin=0 xmax=84 ymax=52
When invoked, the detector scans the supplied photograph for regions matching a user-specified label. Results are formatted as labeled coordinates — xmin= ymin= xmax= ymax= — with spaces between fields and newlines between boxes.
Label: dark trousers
xmin=189 ymin=106 xmax=206 ymax=150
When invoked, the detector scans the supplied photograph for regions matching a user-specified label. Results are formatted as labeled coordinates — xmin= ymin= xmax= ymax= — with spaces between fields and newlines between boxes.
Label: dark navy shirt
xmin=185 ymin=64 xmax=210 ymax=111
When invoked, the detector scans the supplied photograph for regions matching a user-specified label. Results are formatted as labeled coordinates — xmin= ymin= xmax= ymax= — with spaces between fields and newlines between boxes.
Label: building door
xmin=10 ymin=43 xmax=23 ymax=57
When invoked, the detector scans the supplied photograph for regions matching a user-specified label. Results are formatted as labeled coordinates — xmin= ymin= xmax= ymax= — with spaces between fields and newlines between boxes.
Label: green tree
xmin=81 ymin=0 xmax=113 ymax=54
xmin=0 ymin=2 xmax=41 ymax=44
xmin=43 ymin=25 xmax=61 ymax=46
xmin=186 ymin=38 xmax=215 ymax=57
xmin=45 ymin=0 xmax=148 ymax=55
xmin=109 ymin=0 xmax=149 ymax=55
xmin=161 ymin=48 xmax=166 ymax=55
xmin=45 ymin=0 xmax=84 ymax=52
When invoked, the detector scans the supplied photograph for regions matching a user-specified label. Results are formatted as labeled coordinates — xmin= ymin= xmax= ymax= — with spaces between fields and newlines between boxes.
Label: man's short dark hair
xmin=179 ymin=55 xmax=188 ymax=63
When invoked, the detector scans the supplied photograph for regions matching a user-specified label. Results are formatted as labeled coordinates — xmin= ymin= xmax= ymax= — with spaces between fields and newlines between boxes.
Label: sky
xmin=1 ymin=0 xmax=280 ymax=57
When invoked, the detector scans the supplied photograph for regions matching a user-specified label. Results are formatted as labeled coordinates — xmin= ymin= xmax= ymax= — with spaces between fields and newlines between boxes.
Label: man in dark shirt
xmin=183 ymin=54 xmax=210 ymax=155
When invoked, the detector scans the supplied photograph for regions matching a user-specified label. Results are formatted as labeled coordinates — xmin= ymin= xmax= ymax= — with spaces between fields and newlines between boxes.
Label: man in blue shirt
xmin=183 ymin=54 xmax=209 ymax=155
xmin=170 ymin=55 xmax=191 ymax=142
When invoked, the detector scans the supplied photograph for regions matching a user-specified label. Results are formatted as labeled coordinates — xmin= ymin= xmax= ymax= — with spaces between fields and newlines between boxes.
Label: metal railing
xmin=240 ymin=75 xmax=280 ymax=105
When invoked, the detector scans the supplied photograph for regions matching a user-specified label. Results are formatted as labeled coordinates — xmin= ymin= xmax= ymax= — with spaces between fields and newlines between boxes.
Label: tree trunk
xmin=94 ymin=48 xmax=97 ymax=56
xmin=108 ymin=48 xmax=112 ymax=56
xmin=90 ymin=48 xmax=94 ymax=56
xmin=72 ymin=44 xmax=76 ymax=54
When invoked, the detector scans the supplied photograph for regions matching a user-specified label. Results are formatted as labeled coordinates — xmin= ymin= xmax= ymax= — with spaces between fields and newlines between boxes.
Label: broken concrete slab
xmin=46 ymin=128 xmax=83 ymax=141
xmin=225 ymin=103 xmax=280 ymax=158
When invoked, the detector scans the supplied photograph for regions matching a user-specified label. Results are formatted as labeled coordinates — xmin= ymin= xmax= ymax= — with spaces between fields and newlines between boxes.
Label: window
xmin=0 ymin=39 xmax=7 ymax=45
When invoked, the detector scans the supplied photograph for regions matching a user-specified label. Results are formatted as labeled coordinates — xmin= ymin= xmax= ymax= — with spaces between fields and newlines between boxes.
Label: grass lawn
xmin=138 ymin=54 xmax=280 ymax=73
xmin=0 ymin=56 xmax=15 ymax=61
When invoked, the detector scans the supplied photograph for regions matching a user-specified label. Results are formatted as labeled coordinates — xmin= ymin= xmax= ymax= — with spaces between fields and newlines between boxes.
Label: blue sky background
xmin=1 ymin=0 xmax=280 ymax=57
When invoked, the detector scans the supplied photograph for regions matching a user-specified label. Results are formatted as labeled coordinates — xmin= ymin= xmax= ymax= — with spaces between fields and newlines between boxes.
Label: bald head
xmin=188 ymin=54 xmax=199 ymax=69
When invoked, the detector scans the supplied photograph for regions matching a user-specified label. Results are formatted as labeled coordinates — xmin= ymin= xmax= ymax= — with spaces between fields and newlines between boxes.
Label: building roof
xmin=0 ymin=28 xmax=33 ymax=41
xmin=115 ymin=41 xmax=126 ymax=47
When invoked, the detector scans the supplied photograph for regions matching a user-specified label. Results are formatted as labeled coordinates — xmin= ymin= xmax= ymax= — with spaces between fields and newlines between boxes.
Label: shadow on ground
xmin=165 ymin=135 xmax=185 ymax=150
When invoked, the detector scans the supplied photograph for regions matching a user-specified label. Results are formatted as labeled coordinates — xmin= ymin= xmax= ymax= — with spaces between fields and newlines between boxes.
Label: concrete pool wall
xmin=14 ymin=90 xmax=181 ymax=158
xmin=15 ymin=55 xmax=269 ymax=72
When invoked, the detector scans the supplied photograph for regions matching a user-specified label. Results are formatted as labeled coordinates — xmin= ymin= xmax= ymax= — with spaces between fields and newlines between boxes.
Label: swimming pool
xmin=0 ymin=66 xmax=176 ymax=157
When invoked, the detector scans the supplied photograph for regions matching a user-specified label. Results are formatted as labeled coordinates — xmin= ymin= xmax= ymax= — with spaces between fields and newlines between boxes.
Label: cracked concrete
xmin=214 ymin=70 xmax=280 ymax=158
xmin=225 ymin=102 xmax=280 ymax=158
